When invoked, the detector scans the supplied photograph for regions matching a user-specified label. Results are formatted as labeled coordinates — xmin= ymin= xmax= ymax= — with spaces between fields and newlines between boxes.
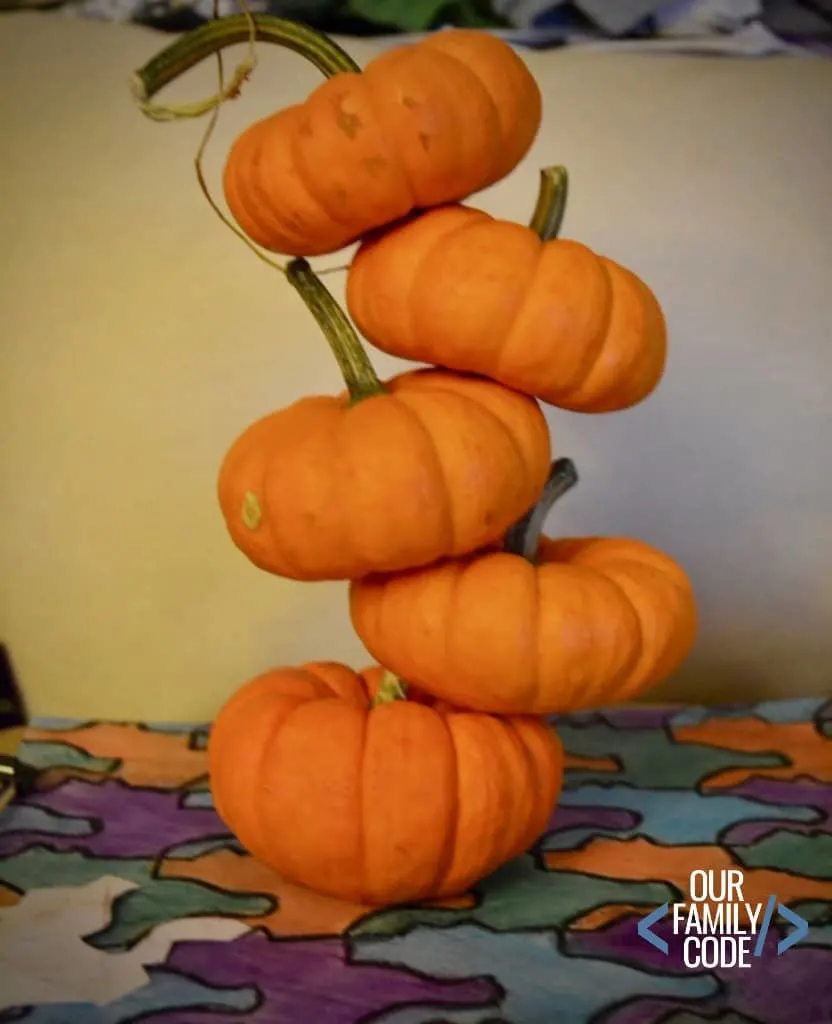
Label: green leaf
xmin=345 ymin=0 xmax=506 ymax=32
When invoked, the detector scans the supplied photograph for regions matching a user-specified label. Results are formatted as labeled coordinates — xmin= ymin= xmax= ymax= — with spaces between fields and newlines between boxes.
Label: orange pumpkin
xmin=346 ymin=203 xmax=667 ymax=413
xmin=350 ymin=460 xmax=697 ymax=714
xmin=208 ymin=662 xmax=565 ymax=906
xmin=217 ymin=259 xmax=551 ymax=581
xmin=223 ymin=28 xmax=541 ymax=257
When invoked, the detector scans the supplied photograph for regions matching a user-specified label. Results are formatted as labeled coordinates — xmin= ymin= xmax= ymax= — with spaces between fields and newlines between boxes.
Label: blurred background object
xmin=0 ymin=645 xmax=32 ymax=813
xmin=0 ymin=0 xmax=829 ymax=52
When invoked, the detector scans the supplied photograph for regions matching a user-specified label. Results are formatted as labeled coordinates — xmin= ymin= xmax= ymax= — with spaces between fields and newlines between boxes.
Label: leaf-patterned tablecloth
xmin=0 ymin=698 xmax=830 ymax=1023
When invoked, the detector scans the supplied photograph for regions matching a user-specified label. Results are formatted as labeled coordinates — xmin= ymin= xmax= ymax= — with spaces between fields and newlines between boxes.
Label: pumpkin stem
xmin=130 ymin=14 xmax=360 ymax=122
xmin=504 ymin=457 xmax=579 ymax=562
xmin=529 ymin=166 xmax=569 ymax=242
xmin=286 ymin=258 xmax=386 ymax=403
xmin=372 ymin=671 xmax=409 ymax=707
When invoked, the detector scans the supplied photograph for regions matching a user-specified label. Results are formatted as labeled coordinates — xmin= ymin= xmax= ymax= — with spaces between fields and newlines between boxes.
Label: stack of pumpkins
xmin=173 ymin=20 xmax=699 ymax=908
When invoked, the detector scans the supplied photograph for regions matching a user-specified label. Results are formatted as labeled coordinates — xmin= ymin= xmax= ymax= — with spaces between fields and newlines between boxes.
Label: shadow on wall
xmin=653 ymin=648 xmax=832 ymax=706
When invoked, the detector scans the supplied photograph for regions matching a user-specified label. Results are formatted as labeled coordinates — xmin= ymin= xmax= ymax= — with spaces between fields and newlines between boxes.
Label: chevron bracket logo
xmin=637 ymin=868 xmax=809 ymax=969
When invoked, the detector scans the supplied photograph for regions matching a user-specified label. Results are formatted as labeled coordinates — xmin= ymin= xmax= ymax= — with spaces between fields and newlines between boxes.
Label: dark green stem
xmin=286 ymin=259 xmax=385 ymax=404
xmin=504 ymin=458 xmax=579 ymax=562
xmin=529 ymin=166 xmax=569 ymax=242
xmin=130 ymin=14 xmax=359 ymax=119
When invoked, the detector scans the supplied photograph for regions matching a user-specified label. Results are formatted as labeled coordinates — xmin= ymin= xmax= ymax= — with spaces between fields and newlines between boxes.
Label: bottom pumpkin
xmin=208 ymin=662 xmax=564 ymax=907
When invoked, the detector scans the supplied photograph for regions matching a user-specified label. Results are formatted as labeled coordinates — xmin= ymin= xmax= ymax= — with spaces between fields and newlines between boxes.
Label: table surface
xmin=0 ymin=697 xmax=830 ymax=1023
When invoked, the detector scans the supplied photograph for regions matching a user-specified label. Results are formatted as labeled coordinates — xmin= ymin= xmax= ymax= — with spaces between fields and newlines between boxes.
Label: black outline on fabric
xmin=565 ymin=749 xmax=622 ymax=765
xmin=114 ymin=964 xmax=264 ymax=1023
xmin=0 ymin=841 xmax=278 ymax=952
xmin=161 ymin=834 xmax=247 ymax=862
xmin=538 ymin=832 xmax=642 ymax=856
xmin=543 ymin=774 xmax=826 ymax=851
xmin=349 ymin=899 xmax=484 ymax=940
xmin=812 ymin=700 xmax=832 ymax=739
xmin=557 ymin=717 xmax=794 ymax=794
xmin=646 ymin=981 xmax=832 ymax=1024
xmin=707 ymin=770 xmax=832 ymax=804
xmin=129 ymin=931 xmax=506 ymax=1024
xmin=85 ymin=877 xmax=274 ymax=952
xmin=1 ymin=777 xmax=230 ymax=866
xmin=672 ymin=706 xmax=824 ymax=729
xmin=191 ymin=729 xmax=211 ymax=753
xmin=17 ymin=735 xmax=123 ymax=776
xmin=539 ymin=829 xmax=641 ymax=856
xmin=566 ymin=714 xmax=829 ymax=794
xmin=552 ymin=833 xmax=746 ymax=869
xmin=18 ymin=773 xmax=219 ymax=811
xmin=0 ymin=877 xmax=24 ymax=896
xmin=0 ymin=800 xmax=105 ymax=838
xmin=682 ymin=747 xmax=793 ymax=791
xmin=351 ymin=918 xmax=736 ymax=1024
xmin=565 ymin=751 xmax=627 ymax=772
xmin=717 ymin=812 xmax=826 ymax=846
xmin=17 ymin=756 xmax=209 ymax=797
xmin=550 ymin=706 xmax=733 ymax=731
xmin=540 ymin=797 xmax=643 ymax=844
xmin=685 ymin=765 xmax=832 ymax=844
xmin=599 ymin=709 xmax=682 ymax=729
xmin=178 ymin=784 xmax=216 ymax=808
xmin=589 ymin=991 xmax=725 ymax=1024
xmin=0 ymin=839 xmax=153 ymax=866
xmin=719 ymin=821 xmax=829 ymax=850
xmin=791 ymin=899 xmax=832 ymax=925
xmin=726 ymin=829 xmax=832 ymax=882
xmin=349 ymin=858 xmax=684 ymax=941
xmin=542 ymin=830 xmax=832 ymax=912
xmin=562 ymin=910 xmax=711 ymax=975
xmin=674 ymin=704 xmax=762 ymax=724
xmin=389 ymin=1019 xmax=509 ymax=1024
xmin=25 ymin=718 xmax=209 ymax=756
xmin=647 ymin=1006 xmax=762 ymax=1024
xmin=552 ymin=804 xmax=826 ymax=850
xmin=674 ymin=716 xmax=831 ymax=790
xmin=355 ymin=990 xmax=505 ymax=1024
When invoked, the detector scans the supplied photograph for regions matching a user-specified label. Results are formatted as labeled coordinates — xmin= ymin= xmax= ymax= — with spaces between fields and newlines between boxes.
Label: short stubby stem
xmin=286 ymin=259 xmax=386 ymax=404
xmin=372 ymin=671 xmax=409 ymax=707
xmin=504 ymin=457 xmax=579 ymax=563
xmin=530 ymin=166 xmax=569 ymax=242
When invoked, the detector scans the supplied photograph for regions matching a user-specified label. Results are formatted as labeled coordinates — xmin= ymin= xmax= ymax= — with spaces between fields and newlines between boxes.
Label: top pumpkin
xmin=223 ymin=29 xmax=542 ymax=257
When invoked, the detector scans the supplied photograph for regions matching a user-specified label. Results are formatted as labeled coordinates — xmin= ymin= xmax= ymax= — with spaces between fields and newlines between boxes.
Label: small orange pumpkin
xmin=350 ymin=460 xmax=697 ymax=714
xmin=208 ymin=662 xmax=565 ymax=906
xmin=346 ymin=203 xmax=667 ymax=413
xmin=223 ymin=28 xmax=541 ymax=257
xmin=217 ymin=259 xmax=551 ymax=581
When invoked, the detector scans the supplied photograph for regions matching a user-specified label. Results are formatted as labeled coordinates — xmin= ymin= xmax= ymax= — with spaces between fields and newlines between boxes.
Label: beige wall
xmin=2 ymin=14 xmax=831 ymax=721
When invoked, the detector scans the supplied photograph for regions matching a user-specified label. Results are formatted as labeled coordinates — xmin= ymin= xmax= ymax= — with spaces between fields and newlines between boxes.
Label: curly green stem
xmin=529 ymin=166 xmax=569 ymax=242
xmin=504 ymin=457 xmax=579 ymax=563
xmin=372 ymin=671 xmax=409 ymax=707
xmin=286 ymin=259 xmax=385 ymax=404
xmin=130 ymin=14 xmax=360 ymax=121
